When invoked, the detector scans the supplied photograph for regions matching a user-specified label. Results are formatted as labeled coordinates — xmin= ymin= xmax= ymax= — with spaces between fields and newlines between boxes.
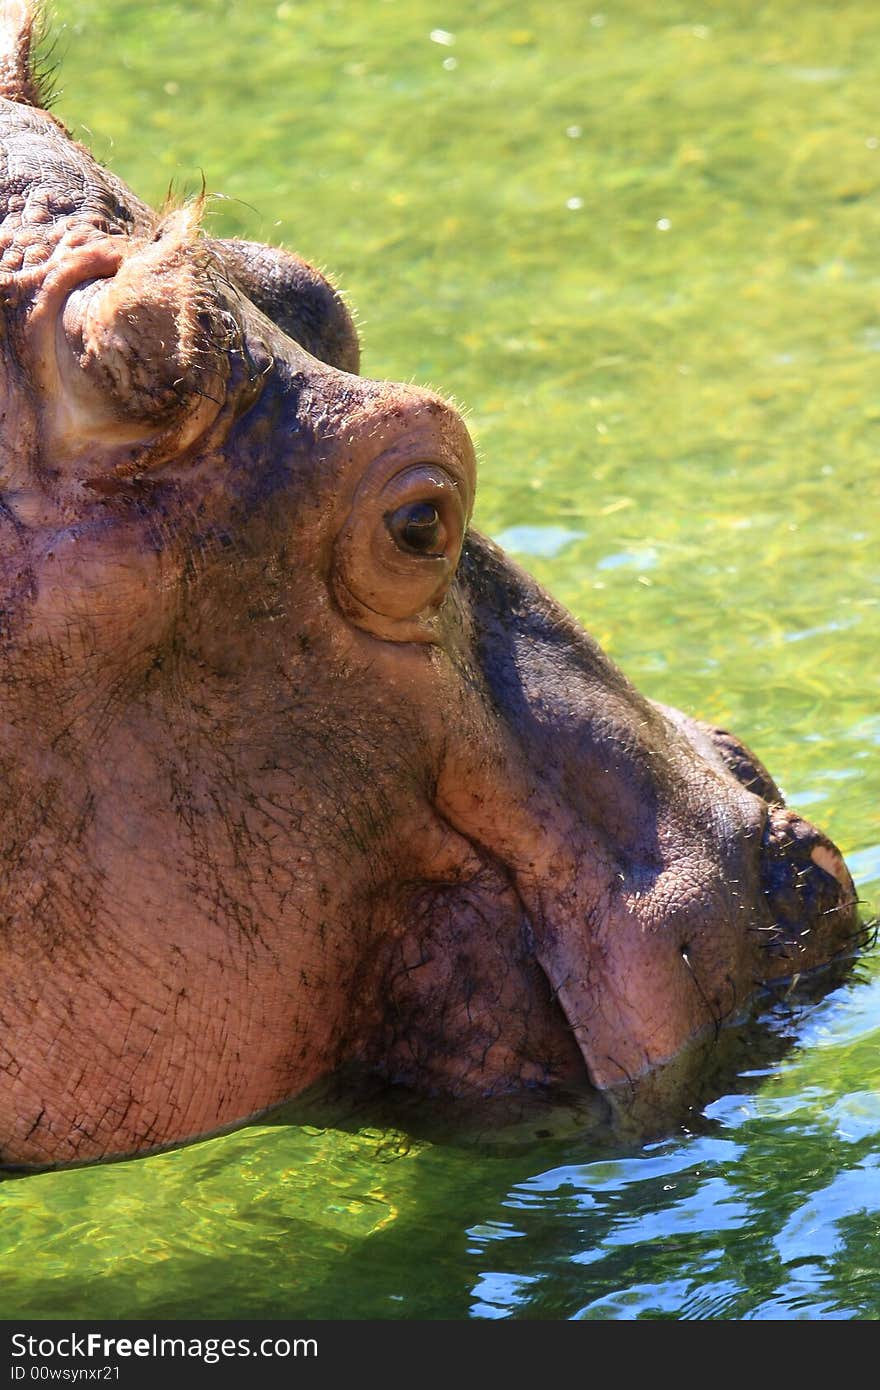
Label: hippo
xmin=0 ymin=3 xmax=862 ymax=1169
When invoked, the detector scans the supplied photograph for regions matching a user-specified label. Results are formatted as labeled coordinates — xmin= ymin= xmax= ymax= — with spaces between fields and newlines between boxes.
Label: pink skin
xmin=0 ymin=5 xmax=861 ymax=1168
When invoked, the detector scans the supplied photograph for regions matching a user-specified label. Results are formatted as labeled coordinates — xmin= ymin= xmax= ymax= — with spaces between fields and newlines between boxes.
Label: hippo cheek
xmin=32 ymin=526 xmax=178 ymax=654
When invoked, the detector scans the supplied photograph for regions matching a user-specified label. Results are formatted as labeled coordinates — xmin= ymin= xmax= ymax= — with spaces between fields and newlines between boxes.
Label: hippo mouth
xmin=542 ymin=814 xmax=859 ymax=1091
xmin=444 ymin=767 xmax=856 ymax=1100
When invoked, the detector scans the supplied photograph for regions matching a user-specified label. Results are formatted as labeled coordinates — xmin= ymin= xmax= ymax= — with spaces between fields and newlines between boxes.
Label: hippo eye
xmin=386 ymin=501 xmax=444 ymax=555
xmin=331 ymin=455 xmax=474 ymax=644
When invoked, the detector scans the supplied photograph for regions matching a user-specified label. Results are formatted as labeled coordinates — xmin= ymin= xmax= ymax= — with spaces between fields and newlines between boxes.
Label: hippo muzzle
xmin=0 ymin=2 xmax=863 ymax=1168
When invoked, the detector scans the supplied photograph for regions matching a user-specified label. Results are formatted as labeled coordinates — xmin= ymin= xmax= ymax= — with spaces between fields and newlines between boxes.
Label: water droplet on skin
xmin=656 ymin=217 xmax=671 ymax=231
xmin=567 ymin=196 xmax=584 ymax=210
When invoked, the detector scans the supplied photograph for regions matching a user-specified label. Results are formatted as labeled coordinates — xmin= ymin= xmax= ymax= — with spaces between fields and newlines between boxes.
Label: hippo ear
xmin=53 ymin=208 xmax=232 ymax=467
xmin=211 ymin=238 xmax=360 ymax=374
xmin=331 ymin=456 xmax=471 ymax=643
xmin=0 ymin=0 xmax=45 ymax=108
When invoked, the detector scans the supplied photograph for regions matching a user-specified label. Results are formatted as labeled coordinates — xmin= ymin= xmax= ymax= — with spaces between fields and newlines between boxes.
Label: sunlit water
xmin=1 ymin=0 xmax=878 ymax=1320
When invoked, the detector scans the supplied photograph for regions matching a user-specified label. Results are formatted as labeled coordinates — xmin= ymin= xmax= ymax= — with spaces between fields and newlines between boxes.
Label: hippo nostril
xmin=810 ymin=842 xmax=850 ymax=890
xmin=759 ymin=805 xmax=858 ymax=970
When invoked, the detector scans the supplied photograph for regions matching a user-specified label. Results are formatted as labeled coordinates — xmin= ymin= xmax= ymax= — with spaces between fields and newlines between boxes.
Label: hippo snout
xmin=759 ymin=805 xmax=860 ymax=973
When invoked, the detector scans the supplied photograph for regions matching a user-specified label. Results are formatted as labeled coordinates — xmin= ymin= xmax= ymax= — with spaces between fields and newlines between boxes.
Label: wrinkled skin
xmin=0 ymin=5 xmax=862 ymax=1168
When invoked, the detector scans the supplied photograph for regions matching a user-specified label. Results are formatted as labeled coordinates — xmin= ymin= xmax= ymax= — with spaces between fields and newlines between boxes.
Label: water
xmin=2 ymin=0 xmax=878 ymax=1320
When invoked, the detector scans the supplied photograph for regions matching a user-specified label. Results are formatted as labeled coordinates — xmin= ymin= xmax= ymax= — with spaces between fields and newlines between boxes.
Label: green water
xmin=2 ymin=0 xmax=879 ymax=1320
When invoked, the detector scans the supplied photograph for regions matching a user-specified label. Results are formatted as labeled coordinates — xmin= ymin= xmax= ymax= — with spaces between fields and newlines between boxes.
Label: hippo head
xmin=0 ymin=5 xmax=862 ymax=1167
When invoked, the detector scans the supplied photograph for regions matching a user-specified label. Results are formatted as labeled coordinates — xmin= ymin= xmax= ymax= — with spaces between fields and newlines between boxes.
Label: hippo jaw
xmin=0 ymin=2 xmax=863 ymax=1168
